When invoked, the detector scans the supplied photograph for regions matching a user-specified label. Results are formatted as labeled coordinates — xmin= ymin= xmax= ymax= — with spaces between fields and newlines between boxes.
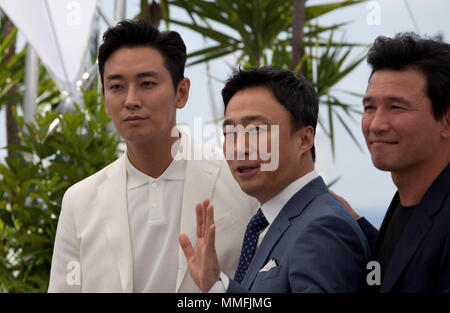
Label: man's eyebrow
xmin=105 ymin=74 xmax=124 ymax=81
xmin=362 ymin=96 xmax=372 ymax=104
xmin=105 ymin=71 xmax=160 ymax=81
xmin=223 ymin=119 xmax=235 ymax=128
xmin=222 ymin=115 xmax=271 ymax=128
xmin=385 ymin=96 xmax=411 ymax=105
xmin=362 ymin=95 xmax=412 ymax=105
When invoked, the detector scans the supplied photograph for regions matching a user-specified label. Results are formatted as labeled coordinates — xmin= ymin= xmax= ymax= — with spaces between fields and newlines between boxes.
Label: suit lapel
xmin=97 ymin=154 xmax=133 ymax=292
xmin=176 ymin=159 xmax=220 ymax=291
xmin=380 ymin=163 xmax=450 ymax=292
xmin=380 ymin=208 xmax=432 ymax=292
xmin=242 ymin=177 xmax=328 ymax=289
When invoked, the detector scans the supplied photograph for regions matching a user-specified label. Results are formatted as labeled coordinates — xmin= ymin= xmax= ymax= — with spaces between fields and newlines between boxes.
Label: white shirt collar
xmin=260 ymin=170 xmax=319 ymax=225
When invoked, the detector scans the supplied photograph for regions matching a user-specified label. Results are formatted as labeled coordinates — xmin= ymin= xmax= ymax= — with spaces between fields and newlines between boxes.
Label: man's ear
xmin=175 ymin=77 xmax=190 ymax=109
xmin=442 ymin=108 xmax=450 ymax=139
xmin=297 ymin=126 xmax=315 ymax=156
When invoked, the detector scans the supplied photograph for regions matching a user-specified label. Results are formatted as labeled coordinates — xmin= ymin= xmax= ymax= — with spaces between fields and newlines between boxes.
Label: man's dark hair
xmin=98 ymin=19 xmax=186 ymax=90
xmin=222 ymin=66 xmax=319 ymax=162
xmin=367 ymin=32 xmax=450 ymax=119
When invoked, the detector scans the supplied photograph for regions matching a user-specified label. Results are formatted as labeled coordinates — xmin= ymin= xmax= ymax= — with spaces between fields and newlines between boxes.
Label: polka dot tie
xmin=234 ymin=208 xmax=269 ymax=283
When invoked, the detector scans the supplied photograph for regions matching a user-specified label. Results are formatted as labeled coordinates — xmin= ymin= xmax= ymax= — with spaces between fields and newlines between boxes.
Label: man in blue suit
xmin=179 ymin=66 xmax=370 ymax=292
xmin=349 ymin=33 xmax=450 ymax=293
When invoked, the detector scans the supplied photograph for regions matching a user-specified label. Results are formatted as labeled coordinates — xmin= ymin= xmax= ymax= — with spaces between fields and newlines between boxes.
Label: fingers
xmin=179 ymin=233 xmax=195 ymax=260
xmin=206 ymin=224 xmax=216 ymax=250
xmin=202 ymin=198 xmax=210 ymax=210
xmin=196 ymin=198 xmax=214 ymax=239
xmin=204 ymin=202 xmax=216 ymax=251
xmin=196 ymin=202 xmax=204 ymax=238
xmin=205 ymin=203 xmax=215 ymax=231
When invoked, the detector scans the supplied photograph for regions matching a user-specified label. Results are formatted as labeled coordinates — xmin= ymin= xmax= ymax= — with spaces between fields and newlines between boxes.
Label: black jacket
xmin=358 ymin=163 xmax=450 ymax=293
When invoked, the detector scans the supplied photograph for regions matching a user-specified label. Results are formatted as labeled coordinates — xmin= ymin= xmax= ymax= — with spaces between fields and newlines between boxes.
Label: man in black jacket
xmin=346 ymin=33 xmax=450 ymax=293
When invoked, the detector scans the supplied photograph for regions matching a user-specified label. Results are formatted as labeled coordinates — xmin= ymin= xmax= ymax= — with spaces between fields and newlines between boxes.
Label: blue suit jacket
xmin=227 ymin=176 xmax=370 ymax=293
xmin=359 ymin=163 xmax=450 ymax=293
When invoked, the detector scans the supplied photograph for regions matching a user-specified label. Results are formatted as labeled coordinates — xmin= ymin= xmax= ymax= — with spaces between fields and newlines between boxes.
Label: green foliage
xmin=164 ymin=0 xmax=364 ymax=67
xmin=304 ymin=32 xmax=367 ymax=158
xmin=166 ymin=0 xmax=293 ymax=67
xmin=0 ymin=90 xmax=121 ymax=292
xmin=0 ymin=18 xmax=62 ymax=114
xmin=0 ymin=20 xmax=25 ymax=108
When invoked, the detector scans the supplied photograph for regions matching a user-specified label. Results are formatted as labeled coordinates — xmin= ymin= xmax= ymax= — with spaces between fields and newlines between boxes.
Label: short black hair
xmin=222 ymin=66 xmax=319 ymax=161
xmin=98 ymin=19 xmax=186 ymax=90
xmin=367 ymin=32 xmax=450 ymax=119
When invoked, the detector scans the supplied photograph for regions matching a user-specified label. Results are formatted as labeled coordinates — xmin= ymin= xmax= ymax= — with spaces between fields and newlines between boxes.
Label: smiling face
xmin=102 ymin=46 xmax=189 ymax=145
xmin=362 ymin=68 xmax=447 ymax=175
xmin=223 ymin=86 xmax=313 ymax=204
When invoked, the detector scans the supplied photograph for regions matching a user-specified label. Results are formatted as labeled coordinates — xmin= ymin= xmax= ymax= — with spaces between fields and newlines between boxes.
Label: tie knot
xmin=248 ymin=208 xmax=268 ymax=233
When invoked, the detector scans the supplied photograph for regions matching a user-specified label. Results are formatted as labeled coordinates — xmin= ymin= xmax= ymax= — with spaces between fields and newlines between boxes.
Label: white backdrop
xmin=0 ymin=0 xmax=97 ymax=96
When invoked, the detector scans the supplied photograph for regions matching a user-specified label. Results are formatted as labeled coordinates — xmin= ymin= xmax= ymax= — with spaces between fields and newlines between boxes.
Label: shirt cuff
xmin=207 ymin=272 xmax=230 ymax=293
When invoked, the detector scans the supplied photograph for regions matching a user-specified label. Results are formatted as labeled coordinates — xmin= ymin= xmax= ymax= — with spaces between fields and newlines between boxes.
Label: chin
xmin=371 ymin=158 xmax=399 ymax=172
xmin=373 ymin=164 xmax=392 ymax=172
xmin=236 ymin=181 xmax=261 ymax=198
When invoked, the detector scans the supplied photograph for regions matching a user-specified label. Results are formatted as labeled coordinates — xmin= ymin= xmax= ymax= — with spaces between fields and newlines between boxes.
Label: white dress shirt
xmin=209 ymin=170 xmax=319 ymax=292
xmin=126 ymin=154 xmax=186 ymax=292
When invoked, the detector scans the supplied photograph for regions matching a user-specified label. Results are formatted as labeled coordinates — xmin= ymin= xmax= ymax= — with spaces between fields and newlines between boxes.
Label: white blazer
xmin=48 ymin=138 xmax=258 ymax=292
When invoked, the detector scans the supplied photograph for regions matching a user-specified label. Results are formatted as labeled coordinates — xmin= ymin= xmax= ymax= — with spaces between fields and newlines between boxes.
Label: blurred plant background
xmin=0 ymin=90 xmax=120 ymax=292
xmin=0 ymin=0 xmax=366 ymax=292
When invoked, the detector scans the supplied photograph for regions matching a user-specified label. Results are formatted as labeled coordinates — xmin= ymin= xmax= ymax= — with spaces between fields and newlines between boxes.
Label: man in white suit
xmin=48 ymin=19 xmax=257 ymax=292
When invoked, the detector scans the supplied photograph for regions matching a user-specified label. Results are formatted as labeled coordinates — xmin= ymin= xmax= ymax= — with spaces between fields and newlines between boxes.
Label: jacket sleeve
xmin=48 ymin=188 xmax=82 ymax=292
xmin=357 ymin=217 xmax=379 ymax=251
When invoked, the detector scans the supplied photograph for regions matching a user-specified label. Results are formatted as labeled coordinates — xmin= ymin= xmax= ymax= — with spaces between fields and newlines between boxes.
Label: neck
xmin=126 ymin=132 xmax=180 ymax=178
xmin=392 ymin=153 xmax=450 ymax=206
xmin=258 ymin=156 xmax=314 ymax=205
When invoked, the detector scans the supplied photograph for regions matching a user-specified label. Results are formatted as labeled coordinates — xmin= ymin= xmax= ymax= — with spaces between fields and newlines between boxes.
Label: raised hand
xmin=179 ymin=198 xmax=221 ymax=292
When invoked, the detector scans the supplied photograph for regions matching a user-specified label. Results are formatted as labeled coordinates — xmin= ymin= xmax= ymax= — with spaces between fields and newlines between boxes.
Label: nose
xmin=124 ymin=86 xmax=142 ymax=110
xmin=235 ymin=131 xmax=248 ymax=160
xmin=367 ymin=107 xmax=390 ymax=134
